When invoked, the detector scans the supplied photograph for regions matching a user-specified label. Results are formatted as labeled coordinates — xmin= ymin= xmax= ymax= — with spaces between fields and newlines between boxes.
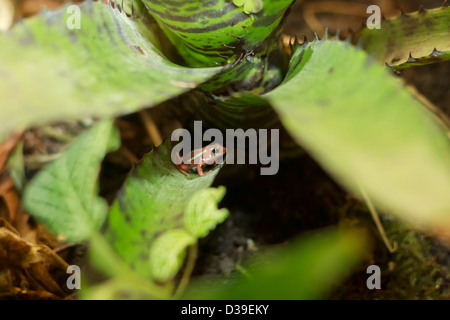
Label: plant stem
xmin=359 ymin=186 xmax=398 ymax=253
xmin=173 ymin=244 xmax=198 ymax=299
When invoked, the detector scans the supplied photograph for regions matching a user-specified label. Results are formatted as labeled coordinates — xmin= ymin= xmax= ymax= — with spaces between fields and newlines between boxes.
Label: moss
xmin=332 ymin=214 xmax=450 ymax=299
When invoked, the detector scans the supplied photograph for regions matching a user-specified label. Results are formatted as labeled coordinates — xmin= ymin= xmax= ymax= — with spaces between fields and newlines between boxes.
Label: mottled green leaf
xmin=23 ymin=120 xmax=120 ymax=242
xmin=233 ymin=0 xmax=264 ymax=14
xmin=184 ymin=186 xmax=229 ymax=238
xmin=105 ymin=140 xmax=226 ymax=279
xmin=184 ymin=228 xmax=368 ymax=299
xmin=232 ymin=0 xmax=246 ymax=7
xmin=0 ymin=0 xmax=221 ymax=141
xmin=266 ymin=39 xmax=450 ymax=232
xmin=81 ymin=277 xmax=164 ymax=300
xmin=149 ymin=229 xmax=195 ymax=282
xmin=143 ymin=0 xmax=293 ymax=67
xmin=355 ymin=5 xmax=450 ymax=69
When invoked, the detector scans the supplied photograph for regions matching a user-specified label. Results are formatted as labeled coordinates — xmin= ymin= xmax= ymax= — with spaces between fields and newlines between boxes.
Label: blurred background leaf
xmin=184 ymin=227 xmax=369 ymax=299
xmin=266 ymin=39 xmax=450 ymax=235
xmin=0 ymin=0 xmax=221 ymax=141
xmin=355 ymin=6 xmax=450 ymax=69
xmin=23 ymin=120 xmax=120 ymax=242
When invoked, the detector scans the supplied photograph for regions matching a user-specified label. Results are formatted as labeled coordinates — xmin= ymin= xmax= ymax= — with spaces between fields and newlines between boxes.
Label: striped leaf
xmin=143 ymin=0 xmax=293 ymax=67
xmin=355 ymin=5 xmax=450 ymax=69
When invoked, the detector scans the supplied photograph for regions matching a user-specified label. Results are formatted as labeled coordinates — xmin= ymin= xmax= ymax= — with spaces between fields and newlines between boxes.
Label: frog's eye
xmin=211 ymin=147 xmax=220 ymax=154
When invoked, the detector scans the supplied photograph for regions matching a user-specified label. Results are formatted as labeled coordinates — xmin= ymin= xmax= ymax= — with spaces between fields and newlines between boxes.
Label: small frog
xmin=175 ymin=143 xmax=227 ymax=177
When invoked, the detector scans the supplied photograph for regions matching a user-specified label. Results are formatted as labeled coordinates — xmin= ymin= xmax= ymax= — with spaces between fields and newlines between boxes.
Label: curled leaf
xmin=184 ymin=186 xmax=229 ymax=238
xmin=148 ymin=229 xmax=195 ymax=282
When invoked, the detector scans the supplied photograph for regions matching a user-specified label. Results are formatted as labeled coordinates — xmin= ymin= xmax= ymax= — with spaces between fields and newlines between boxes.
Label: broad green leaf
xmin=184 ymin=186 xmax=229 ymax=238
xmin=148 ymin=229 xmax=195 ymax=282
xmin=233 ymin=0 xmax=264 ymax=14
xmin=81 ymin=277 xmax=163 ymax=300
xmin=142 ymin=0 xmax=293 ymax=67
xmin=355 ymin=5 xmax=450 ymax=69
xmin=23 ymin=120 xmax=120 ymax=242
xmin=266 ymin=39 xmax=450 ymax=232
xmin=0 ymin=0 xmax=221 ymax=141
xmin=184 ymin=228 xmax=368 ymax=299
xmin=105 ymin=140 xmax=226 ymax=279
xmin=233 ymin=0 xmax=246 ymax=7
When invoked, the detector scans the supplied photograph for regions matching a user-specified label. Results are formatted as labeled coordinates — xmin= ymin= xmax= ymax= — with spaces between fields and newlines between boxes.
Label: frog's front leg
xmin=176 ymin=162 xmax=190 ymax=177
xmin=196 ymin=164 xmax=210 ymax=177
xmin=179 ymin=167 xmax=190 ymax=177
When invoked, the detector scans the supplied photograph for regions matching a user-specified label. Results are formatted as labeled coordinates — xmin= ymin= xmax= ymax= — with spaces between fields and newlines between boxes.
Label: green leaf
xmin=23 ymin=120 xmax=120 ymax=242
xmin=184 ymin=227 xmax=368 ymax=299
xmin=244 ymin=0 xmax=264 ymax=15
xmin=121 ymin=0 xmax=147 ymax=17
xmin=184 ymin=186 xmax=229 ymax=238
xmin=7 ymin=139 xmax=25 ymax=192
xmin=0 ymin=0 xmax=221 ymax=141
xmin=232 ymin=0 xmax=246 ymax=7
xmin=233 ymin=0 xmax=264 ymax=14
xmin=266 ymin=39 xmax=450 ymax=232
xmin=143 ymin=0 xmax=293 ymax=67
xmin=355 ymin=5 xmax=450 ymax=69
xmin=81 ymin=278 xmax=154 ymax=300
xmin=200 ymin=26 xmax=289 ymax=94
xmin=148 ymin=229 xmax=196 ymax=282
xmin=105 ymin=140 xmax=226 ymax=279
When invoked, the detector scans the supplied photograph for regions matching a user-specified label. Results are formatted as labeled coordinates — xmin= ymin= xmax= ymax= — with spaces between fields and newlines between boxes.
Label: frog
xmin=175 ymin=143 xmax=227 ymax=177
xmin=232 ymin=0 xmax=264 ymax=15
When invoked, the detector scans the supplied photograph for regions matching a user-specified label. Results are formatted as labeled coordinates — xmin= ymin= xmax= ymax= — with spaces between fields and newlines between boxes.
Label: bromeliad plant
xmin=1 ymin=0 xmax=450 ymax=299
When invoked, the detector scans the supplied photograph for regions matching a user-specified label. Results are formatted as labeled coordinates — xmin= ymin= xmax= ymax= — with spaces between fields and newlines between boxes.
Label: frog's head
xmin=189 ymin=143 xmax=227 ymax=176
xmin=206 ymin=143 xmax=227 ymax=164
